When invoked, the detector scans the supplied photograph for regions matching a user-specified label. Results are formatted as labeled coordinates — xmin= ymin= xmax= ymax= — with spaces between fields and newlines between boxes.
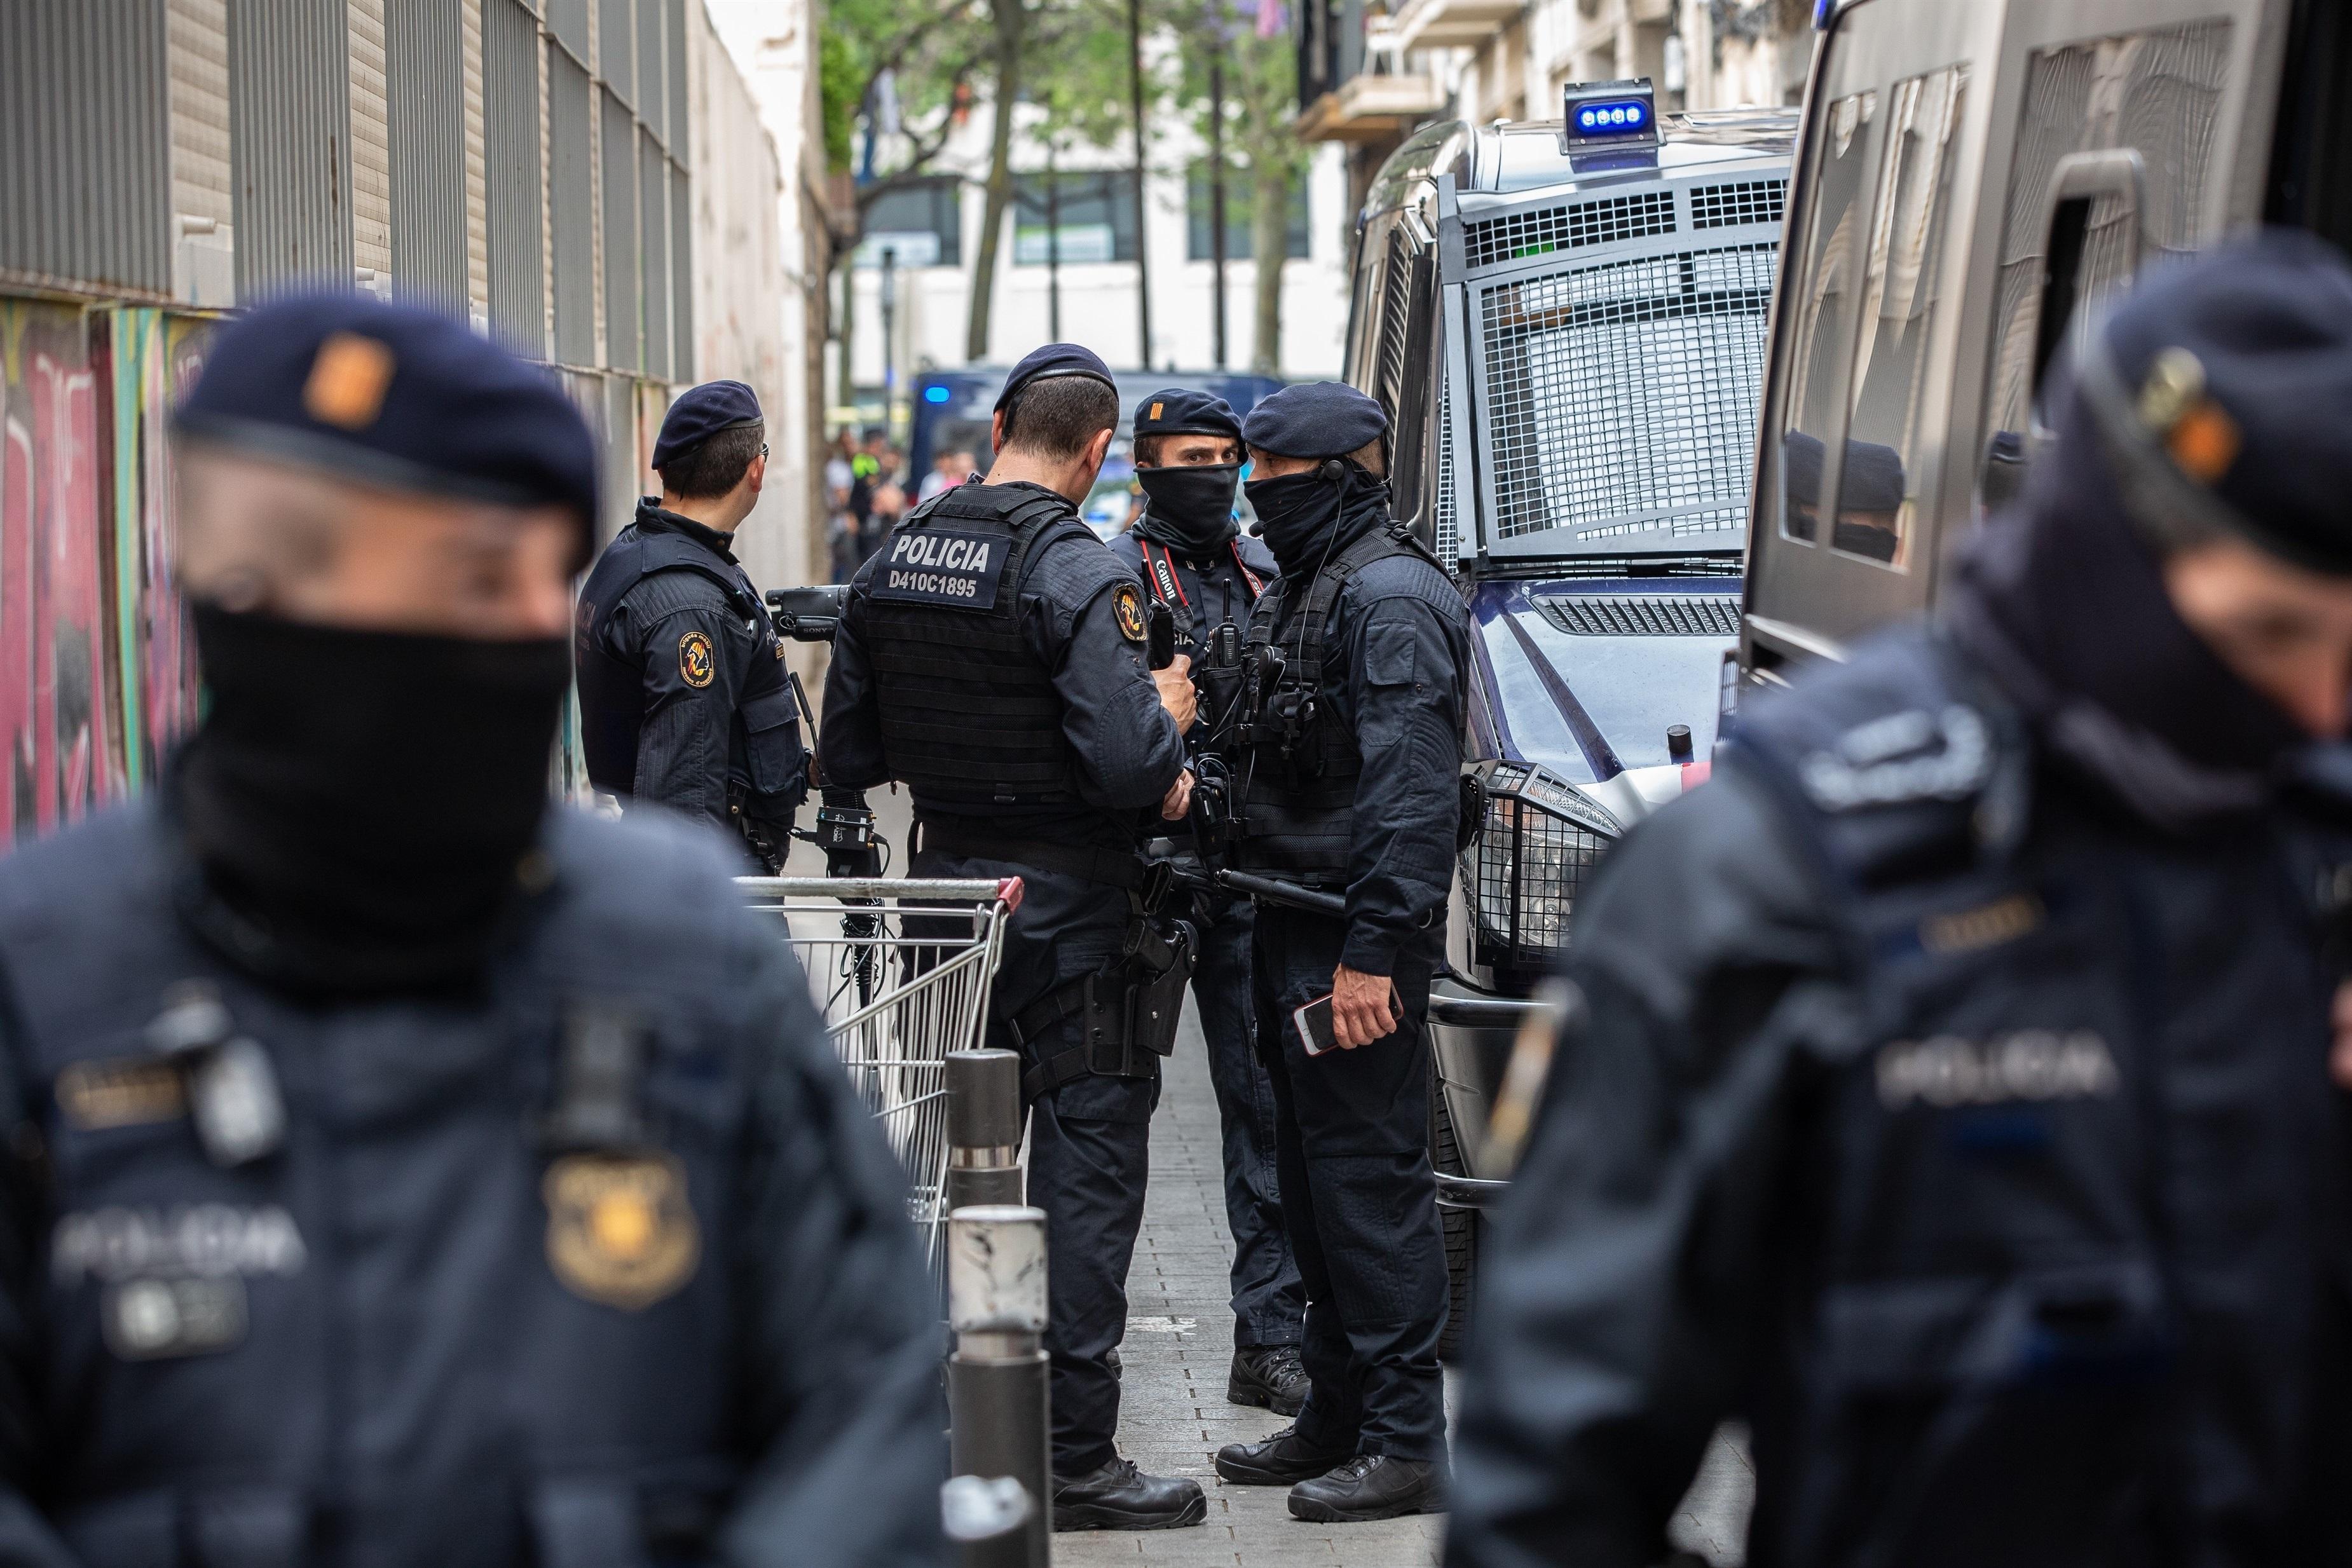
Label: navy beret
xmin=995 ymin=343 xmax=1117 ymax=415
xmin=1133 ymin=388 xmax=1241 ymax=444
xmin=651 ymin=379 xmax=763 ymax=470
xmin=176 ymin=290 xmax=598 ymax=557
xmin=2077 ymin=228 xmax=2352 ymax=575
xmin=1239 ymin=381 xmax=1387 ymax=460
xmin=1779 ymin=430 xmax=1903 ymax=512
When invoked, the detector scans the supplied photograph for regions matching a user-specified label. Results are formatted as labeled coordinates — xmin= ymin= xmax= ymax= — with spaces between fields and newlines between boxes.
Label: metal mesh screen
xmin=1465 ymin=786 xmax=1606 ymax=967
xmin=1535 ymin=594 xmax=1740 ymax=636
xmin=1464 ymin=189 xmax=1674 ymax=271
xmin=1434 ymin=369 xmax=1459 ymax=572
xmin=1479 ymin=242 xmax=1776 ymax=542
xmin=1690 ymin=178 xmax=1788 ymax=229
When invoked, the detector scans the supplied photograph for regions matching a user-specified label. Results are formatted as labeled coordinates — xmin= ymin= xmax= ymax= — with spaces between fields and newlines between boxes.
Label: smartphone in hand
xmin=1294 ymin=993 xmax=1340 ymax=1056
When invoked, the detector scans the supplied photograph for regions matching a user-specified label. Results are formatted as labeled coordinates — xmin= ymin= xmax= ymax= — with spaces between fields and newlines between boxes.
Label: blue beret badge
xmin=678 ymin=631 xmax=716 ymax=690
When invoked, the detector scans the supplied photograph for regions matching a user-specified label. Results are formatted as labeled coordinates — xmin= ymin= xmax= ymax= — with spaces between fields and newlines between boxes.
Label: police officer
xmin=819 ymin=344 xmax=1208 ymax=1532
xmin=0 ymin=294 xmax=945 ymax=1565
xmin=1447 ymin=233 xmax=2352 ymax=1567
xmin=1209 ymin=383 xmax=1469 ymax=1523
xmin=576 ymin=379 xmax=808 ymax=868
xmin=1110 ymin=390 xmax=1309 ymax=1415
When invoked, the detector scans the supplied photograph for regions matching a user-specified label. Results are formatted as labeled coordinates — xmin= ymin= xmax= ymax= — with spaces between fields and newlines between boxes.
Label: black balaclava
xmin=1943 ymin=386 xmax=2309 ymax=822
xmin=1133 ymin=465 xmax=1241 ymax=558
xmin=1245 ymin=461 xmax=1391 ymax=580
xmin=174 ymin=603 xmax=572 ymax=995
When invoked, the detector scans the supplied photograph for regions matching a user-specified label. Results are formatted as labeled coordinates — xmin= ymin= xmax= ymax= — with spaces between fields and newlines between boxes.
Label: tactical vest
xmin=1231 ymin=522 xmax=1437 ymax=885
xmin=573 ymin=519 xmax=774 ymax=796
xmin=0 ymin=807 xmax=769 ymax=1567
xmin=862 ymin=483 xmax=1096 ymax=814
xmin=1719 ymin=631 xmax=2352 ymax=1566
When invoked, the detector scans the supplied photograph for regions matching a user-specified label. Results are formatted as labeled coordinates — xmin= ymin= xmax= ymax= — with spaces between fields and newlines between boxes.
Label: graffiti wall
xmin=0 ymin=299 xmax=211 ymax=846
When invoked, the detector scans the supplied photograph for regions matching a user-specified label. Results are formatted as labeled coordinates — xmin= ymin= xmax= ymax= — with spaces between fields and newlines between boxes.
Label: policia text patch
xmin=871 ymin=529 xmax=1005 ymax=610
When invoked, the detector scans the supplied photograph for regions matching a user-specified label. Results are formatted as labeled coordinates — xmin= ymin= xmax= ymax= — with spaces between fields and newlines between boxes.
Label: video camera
xmin=765 ymin=583 xmax=849 ymax=643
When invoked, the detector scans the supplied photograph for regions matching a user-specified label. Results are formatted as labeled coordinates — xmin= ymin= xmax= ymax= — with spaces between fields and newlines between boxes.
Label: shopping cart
xmin=737 ymin=875 xmax=1022 ymax=1272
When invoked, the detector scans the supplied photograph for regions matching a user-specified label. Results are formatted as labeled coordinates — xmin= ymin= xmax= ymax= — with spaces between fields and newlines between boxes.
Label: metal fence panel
xmin=546 ymin=0 xmax=587 ymax=64
xmin=669 ymin=158 xmax=692 ymax=381
xmin=639 ymin=131 xmax=670 ymax=379
xmin=229 ymin=0 xmax=355 ymax=296
xmin=485 ymin=0 xmax=547 ymax=355
xmin=664 ymin=0 xmax=687 ymax=158
xmin=549 ymin=47 xmax=596 ymax=365
xmin=386 ymin=0 xmax=469 ymax=307
xmin=1 ymin=0 xmax=174 ymax=297
xmin=636 ymin=0 xmax=665 ymax=149
xmin=598 ymin=0 xmax=632 ymax=106
xmin=601 ymin=88 xmax=639 ymax=371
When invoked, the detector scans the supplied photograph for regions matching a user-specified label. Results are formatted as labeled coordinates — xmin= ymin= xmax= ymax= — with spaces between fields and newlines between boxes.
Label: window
xmin=858 ymin=176 xmax=962 ymax=268
xmin=1011 ymin=171 xmax=1138 ymax=265
xmin=1835 ymin=64 xmax=1968 ymax=568
xmin=1775 ymin=88 xmax=1877 ymax=546
xmin=1184 ymin=163 xmax=1310 ymax=261
xmin=1976 ymin=21 xmax=2234 ymax=493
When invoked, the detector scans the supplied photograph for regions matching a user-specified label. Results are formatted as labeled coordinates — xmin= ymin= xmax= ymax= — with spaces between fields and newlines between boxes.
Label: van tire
xmin=1430 ymin=1061 xmax=1478 ymax=1364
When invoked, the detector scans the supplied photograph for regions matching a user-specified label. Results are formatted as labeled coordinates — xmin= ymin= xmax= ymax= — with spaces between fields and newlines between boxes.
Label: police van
xmin=1739 ymin=0 xmax=2352 ymax=679
xmin=1341 ymin=81 xmax=1795 ymax=1352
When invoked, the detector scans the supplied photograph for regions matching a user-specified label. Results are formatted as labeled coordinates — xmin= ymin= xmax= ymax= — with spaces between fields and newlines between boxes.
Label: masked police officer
xmin=1208 ymin=383 xmax=1470 ymax=1523
xmin=1109 ymin=390 xmax=1308 ymax=1418
xmin=1447 ymin=234 xmax=2352 ymax=1568
xmin=0 ymin=294 xmax=945 ymax=1565
xmin=576 ymin=380 xmax=808 ymax=869
xmin=818 ymin=344 xmax=1207 ymax=1532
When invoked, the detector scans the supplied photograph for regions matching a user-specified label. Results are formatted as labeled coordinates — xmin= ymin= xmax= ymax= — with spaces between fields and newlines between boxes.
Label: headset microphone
xmin=1319 ymin=458 xmax=1346 ymax=484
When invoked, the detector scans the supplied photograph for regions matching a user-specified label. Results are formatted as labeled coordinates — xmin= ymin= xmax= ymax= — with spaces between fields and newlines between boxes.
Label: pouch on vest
xmin=739 ymin=688 xmax=805 ymax=798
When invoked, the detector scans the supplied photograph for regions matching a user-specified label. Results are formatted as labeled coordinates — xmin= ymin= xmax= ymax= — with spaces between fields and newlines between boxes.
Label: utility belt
xmin=919 ymin=824 xmax=1198 ymax=1100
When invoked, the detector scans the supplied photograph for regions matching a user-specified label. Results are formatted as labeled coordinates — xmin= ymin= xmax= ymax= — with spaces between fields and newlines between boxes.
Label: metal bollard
xmin=947 ymin=1205 xmax=1051 ymax=1568
xmin=940 ymin=1474 xmax=1033 ymax=1568
xmin=945 ymin=1050 xmax=1025 ymax=1211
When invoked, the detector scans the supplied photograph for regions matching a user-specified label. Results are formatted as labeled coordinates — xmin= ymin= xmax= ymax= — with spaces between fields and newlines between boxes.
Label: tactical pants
xmin=1191 ymin=897 xmax=1304 ymax=1349
xmin=912 ymin=847 xmax=1158 ymax=1478
xmin=1250 ymin=910 xmax=1448 ymax=1461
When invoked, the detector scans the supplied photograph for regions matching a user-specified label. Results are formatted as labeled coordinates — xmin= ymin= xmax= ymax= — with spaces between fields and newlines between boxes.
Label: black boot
xmin=1214 ymin=1425 xmax=1353 ymax=1487
xmin=1227 ymin=1344 xmax=1308 ymax=1416
xmin=1287 ymin=1455 xmax=1448 ymax=1522
xmin=1050 ymin=1458 xmax=1207 ymax=1531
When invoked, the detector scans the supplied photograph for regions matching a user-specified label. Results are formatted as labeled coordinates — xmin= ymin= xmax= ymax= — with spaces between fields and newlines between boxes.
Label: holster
xmin=1011 ymin=903 xmax=1197 ymax=1101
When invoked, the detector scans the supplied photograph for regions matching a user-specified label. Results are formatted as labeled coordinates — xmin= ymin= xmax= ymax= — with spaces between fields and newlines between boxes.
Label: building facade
xmin=1297 ymin=0 xmax=1812 ymax=214
xmin=0 ymin=0 xmax=822 ymax=840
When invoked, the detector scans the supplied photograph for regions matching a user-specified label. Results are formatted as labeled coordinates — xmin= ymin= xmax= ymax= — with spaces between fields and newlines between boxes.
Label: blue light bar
xmin=923 ymin=385 xmax=951 ymax=404
xmin=1560 ymin=78 xmax=1660 ymax=156
xmin=1572 ymin=99 xmax=1650 ymax=136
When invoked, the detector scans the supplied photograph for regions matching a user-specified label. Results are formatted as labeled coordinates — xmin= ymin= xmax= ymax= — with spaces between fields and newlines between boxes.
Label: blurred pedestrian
xmin=0 ymin=292 xmax=945 ymax=1566
xmin=1212 ymin=383 xmax=1468 ymax=1524
xmin=1111 ymin=390 xmax=1306 ymax=1415
xmin=1448 ymin=233 xmax=2352 ymax=1568
xmin=575 ymin=380 xmax=809 ymax=869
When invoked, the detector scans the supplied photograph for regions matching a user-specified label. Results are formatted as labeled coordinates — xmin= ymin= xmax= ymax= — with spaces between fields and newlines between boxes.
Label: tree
xmin=1175 ymin=1 xmax=1308 ymax=374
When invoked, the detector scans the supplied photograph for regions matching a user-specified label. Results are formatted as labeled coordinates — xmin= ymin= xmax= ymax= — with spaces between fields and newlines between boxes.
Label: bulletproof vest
xmin=1720 ymin=631 xmax=2352 ymax=1565
xmin=862 ymin=482 xmax=1096 ymax=813
xmin=0 ymin=806 xmax=759 ymax=1567
xmin=573 ymin=519 xmax=767 ymax=795
xmin=1231 ymin=522 xmax=1434 ymax=884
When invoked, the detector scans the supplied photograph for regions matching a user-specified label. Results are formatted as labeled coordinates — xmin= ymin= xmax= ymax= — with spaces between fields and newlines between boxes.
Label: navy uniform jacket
xmin=0 ymin=803 xmax=945 ymax=1568
xmin=1272 ymin=521 xmax=1472 ymax=976
xmin=1446 ymin=627 xmax=2352 ymax=1568
xmin=818 ymin=483 xmax=1187 ymax=848
xmin=576 ymin=501 xmax=807 ymax=835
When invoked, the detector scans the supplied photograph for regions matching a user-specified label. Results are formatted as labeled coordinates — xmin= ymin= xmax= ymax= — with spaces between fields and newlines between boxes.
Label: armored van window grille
xmin=1690 ymin=179 xmax=1787 ymax=230
xmin=1434 ymin=371 xmax=1459 ymax=573
xmin=1376 ymin=227 xmax=1414 ymax=429
xmin=1464 ymin=189 xmax=1674 ymax=271
xmin=1479 ymin=242 xmax=1776 ymax=542
xmin=1535 ymin=594 xmax=1741 ymax=636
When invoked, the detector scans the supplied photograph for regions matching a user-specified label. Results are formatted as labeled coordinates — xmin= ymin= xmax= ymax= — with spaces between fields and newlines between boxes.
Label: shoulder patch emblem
xmin=544 ymin=1152 xmax=701 ymax=1311
xmin=1112 ymin=582 xmax=1147 ymax=644
xmin=678 ymin=630 xmax=716 ymax=688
